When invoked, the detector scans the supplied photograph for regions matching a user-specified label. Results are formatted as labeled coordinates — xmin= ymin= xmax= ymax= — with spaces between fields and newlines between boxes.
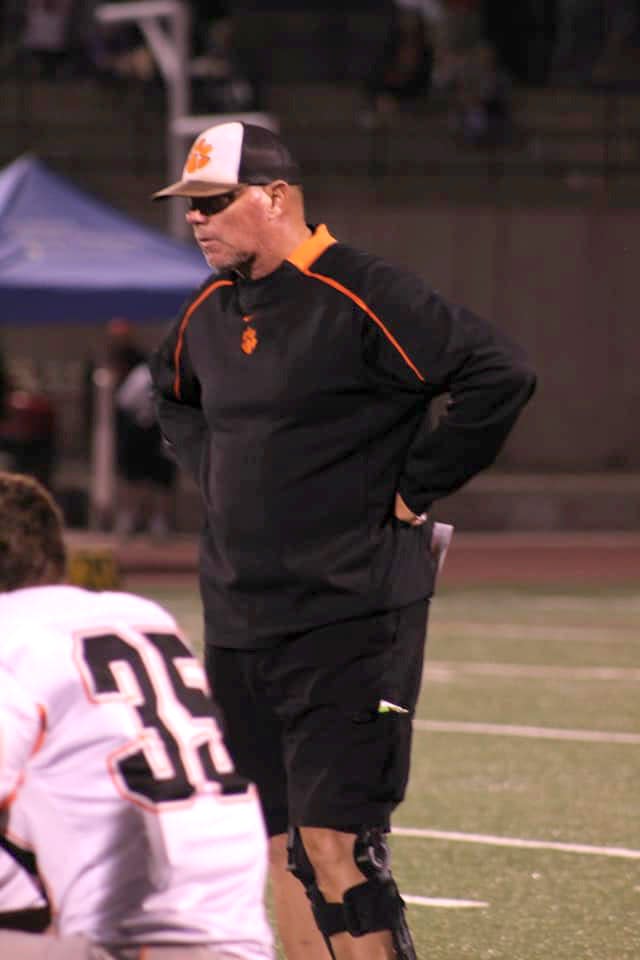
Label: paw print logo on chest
xmin=241 ymin=315 xmax=258 ymax=355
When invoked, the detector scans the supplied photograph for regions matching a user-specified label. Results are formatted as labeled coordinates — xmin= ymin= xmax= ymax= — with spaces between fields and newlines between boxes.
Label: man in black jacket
xmin=150 ymin=121 xmax=536 ymax=960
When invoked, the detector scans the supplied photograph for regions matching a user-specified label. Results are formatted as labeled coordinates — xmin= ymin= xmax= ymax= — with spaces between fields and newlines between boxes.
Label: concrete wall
xmin=2 ymin=198 xmax=638 ymax=476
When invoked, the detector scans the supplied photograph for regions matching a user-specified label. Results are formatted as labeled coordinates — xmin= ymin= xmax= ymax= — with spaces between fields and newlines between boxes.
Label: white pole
xmin=90 ymin=366 xmax=116 ymax=531
xmin=134 ymin=2 xmax=191 ymax=239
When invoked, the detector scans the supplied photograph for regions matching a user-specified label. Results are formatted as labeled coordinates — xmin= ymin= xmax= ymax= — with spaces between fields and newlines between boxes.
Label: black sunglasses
xmin=188 ymin=190 xmax=243 ymax=216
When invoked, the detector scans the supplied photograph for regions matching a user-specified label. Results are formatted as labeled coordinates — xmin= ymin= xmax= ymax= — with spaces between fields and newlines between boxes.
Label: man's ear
xmin=265 ymin=181 xmax=288 ymax=217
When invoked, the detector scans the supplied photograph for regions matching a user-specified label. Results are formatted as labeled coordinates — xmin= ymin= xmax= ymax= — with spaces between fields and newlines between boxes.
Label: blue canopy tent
xmin=0 ymin=155 xmax=208 ymax=324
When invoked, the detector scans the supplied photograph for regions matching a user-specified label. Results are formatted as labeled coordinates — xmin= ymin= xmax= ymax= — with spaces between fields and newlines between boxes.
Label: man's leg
xmin=300 ymin=828 xmax=394 ymax=960
xmin=269 ymin=833 xmax=332 ymax=960
xmin=293 ymin=827 xmax=411 ymax=960
xmin=204 ymin=646 xmax=329 ymax=960
xmin=205 ymin=600 xmax=427 ymax=960
xmin=278 ymin=602 xmax=430 ymax=960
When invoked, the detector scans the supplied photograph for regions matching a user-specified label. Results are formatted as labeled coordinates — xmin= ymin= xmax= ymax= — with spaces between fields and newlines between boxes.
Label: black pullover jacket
xmin=150 ymin=225 xmax=536 ymax=647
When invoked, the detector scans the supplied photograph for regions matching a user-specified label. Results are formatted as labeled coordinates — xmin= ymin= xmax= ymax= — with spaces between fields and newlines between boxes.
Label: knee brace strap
xmin=308 ymin=890 xmax=348 ymax=938
xmin=286 ymin=826 xmax=314 ymax=886
xmin=286 ymin=827 xmax=343 ymax=955
xmin=342 ymin=875 xmax=404 ymax=936
xmin=342 ymin=874 xmax=417 ymax=958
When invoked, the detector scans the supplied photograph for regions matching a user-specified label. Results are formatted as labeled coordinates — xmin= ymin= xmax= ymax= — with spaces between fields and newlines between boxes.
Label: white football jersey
xmin=0 ymin=585 xmax=272 ymax=957
xmin=0 ymin=847 xmax=46 ymax=912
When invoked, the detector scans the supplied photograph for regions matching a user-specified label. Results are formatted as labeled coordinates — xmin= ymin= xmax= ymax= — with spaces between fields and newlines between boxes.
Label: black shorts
xmin=204 ymin=600 xmax=429 ymax=837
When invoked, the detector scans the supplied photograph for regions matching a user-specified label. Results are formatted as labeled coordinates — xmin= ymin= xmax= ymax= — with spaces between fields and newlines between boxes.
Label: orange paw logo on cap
xmin=186 ymin=138 xmax=212 ymax=174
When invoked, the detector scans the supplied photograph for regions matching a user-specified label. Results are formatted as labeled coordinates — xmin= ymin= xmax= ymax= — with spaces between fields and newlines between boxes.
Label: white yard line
xmin=403 ymin=895 xmax=489 ymax=909
xmin=425 ymin=661 xmax=640 ymax=680
xmin=413 ymin=719 xmax=640 ymax=744
xmin=392 ymin=827 xmax=640 ymax=860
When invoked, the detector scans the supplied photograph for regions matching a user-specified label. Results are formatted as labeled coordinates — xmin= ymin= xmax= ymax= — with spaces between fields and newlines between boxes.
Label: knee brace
xmin=286 ymin=826 xmax=416 ymax=960
xmin=348 ymin=827 xmax=416 ymax=960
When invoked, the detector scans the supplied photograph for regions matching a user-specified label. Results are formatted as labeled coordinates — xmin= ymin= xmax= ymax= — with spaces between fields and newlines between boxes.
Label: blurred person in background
xmin=362 ymin=0 xmax=514 ymax=145
xmin=21 ymin=0 xmax=74 ymax=79
xmin=104 ymin=318 xmax=176 ymax=537
xmin=0 ymin=1 xmax=21 ymax=74
xmin=360 ymin=0 xmax=438 ymax=127
xmin=150 ymin=120 xmax=536 ymax=960
xmin=550 ymin=0 xmax=608 ymax=85
xmin=483 ymin=0 xmax=557 ymax=87
xmin=448 ymin=40 xmax=513 ymax=146
xmin=190 ymin=0 xmax=258 ymax=114
xmin=0 ymin=361 xmax=56 ymax=489
xmin=592 ymin=0 xmax=640 ymax=86
xmin=0 ymin=470 xmax=273 ymax=960
xmin=90 ymin=4 xmax=155 ymax=85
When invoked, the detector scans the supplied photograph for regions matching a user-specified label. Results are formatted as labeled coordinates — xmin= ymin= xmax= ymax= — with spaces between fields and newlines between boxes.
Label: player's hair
xmin=0 ymin=472 xmax=66 ymax=591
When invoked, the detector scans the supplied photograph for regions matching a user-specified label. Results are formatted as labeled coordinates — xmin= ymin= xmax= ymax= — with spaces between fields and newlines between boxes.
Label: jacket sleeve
xmin=362 ymin=267 xmax=537 ymax=514
xmin=149 ymin=319 xmax=206 ymax=487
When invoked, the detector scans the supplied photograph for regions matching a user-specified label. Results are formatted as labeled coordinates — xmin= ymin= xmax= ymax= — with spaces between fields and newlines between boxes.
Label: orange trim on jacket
xmin=173 ymin=279 xmax=234 ymax=398
xmin=287 ymin=223 xmax=337 ymax=271
xmin=290 ymin=225 xmax=424 ymax=383
xmin=305 ymin=272 xmax=425 ymax=384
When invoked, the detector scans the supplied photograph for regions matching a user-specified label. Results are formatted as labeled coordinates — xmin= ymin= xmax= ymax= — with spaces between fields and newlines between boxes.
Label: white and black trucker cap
xmin=152 ymin=121 xmax=301 ymax=199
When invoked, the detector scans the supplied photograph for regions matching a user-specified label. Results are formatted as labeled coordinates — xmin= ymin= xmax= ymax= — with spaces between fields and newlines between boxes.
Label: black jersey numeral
xmin=77 ymin=631 xmax=247 ymax=808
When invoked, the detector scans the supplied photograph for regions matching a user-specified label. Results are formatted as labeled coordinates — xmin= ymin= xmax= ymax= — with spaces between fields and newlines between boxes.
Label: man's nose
xmin=186 ymin=208 xmax=207 ymax=224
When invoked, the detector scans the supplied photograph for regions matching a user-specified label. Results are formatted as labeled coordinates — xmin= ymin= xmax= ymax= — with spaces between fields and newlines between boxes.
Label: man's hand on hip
xmin=394 ymin=493 xmax=427 ymax=526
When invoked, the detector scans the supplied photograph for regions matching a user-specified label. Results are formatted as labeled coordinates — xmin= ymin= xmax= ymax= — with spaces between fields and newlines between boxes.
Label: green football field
xmin=129 ymin=577 xmax=640 ymax=960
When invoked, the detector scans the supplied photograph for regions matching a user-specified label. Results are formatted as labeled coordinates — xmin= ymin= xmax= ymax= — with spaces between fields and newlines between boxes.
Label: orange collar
xmin=287 ymin=224 xmax=337 ymax=272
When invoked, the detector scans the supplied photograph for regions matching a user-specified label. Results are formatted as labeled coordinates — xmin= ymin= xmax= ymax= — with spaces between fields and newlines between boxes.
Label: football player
xmin=0 ymin=471 xmax=273 ymax=960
